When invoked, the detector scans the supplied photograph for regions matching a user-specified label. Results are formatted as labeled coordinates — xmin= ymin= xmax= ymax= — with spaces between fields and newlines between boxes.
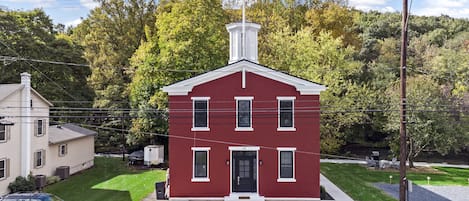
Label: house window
xmin=0 ymin=125 xmax=6 ymax=142
xmin=34 ymin=150 xmax=46 ymax=168
xmin=59 ymin=144 xmax=67 ymax=157
xmin=191 ymin=147 xmax=210 ymax=182
xmin=192 ymin=97 xmax=210 ymax=131
xmin=35 ymin=119 xmax=45 ymax=136
xmin=277 ymin=147 xmax=296 ymax=182
xmin=277 ymin=97 xmax=296 ymax=131
xmin=0 ymin=158 xmax=6 ymax=180
xmin=235 ymin=97 xmax=253 ymax=131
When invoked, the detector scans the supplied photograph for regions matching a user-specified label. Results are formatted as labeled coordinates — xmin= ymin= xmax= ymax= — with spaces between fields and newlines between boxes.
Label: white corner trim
xmin=170 ymin=197 xmax=222 ymax=201
xmin=277 ymin=127 xmax=296 ymax=131
xmin=191 ymin=178 xmax=210 ymax=182
xmin=229 ymin=146 xmax=260 ymax=151
xmin=191 ymin=127 xmax=210 ymax=131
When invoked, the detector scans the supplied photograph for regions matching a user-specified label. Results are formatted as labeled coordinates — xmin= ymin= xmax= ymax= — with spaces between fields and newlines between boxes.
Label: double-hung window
xmin=191 ymin=147 xmax=210 ymax=182
xmin=277 ymin=147 xmax=296 ymax=182
xmin=192 ymin=97 xmax=210 ymax=131
xmin=0 ymin=158 xmax=7 ymax=180
xmin=59 ymin=144 xmax=68 ymax=157
xmin=0 ymin=125 xmax=6 ymax=142
xmin=35 ymin=119 xmax=45 ymax=136
xmin=277 ymin=97 xmax=296 ymax=131
xmin=34 ymin=149 xmax=46 ymax=168
xmin=235 ymin=96 xmax=253 ymax=131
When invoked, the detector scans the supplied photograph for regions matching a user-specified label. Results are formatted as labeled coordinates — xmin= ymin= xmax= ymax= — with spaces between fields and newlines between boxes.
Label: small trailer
xmin=144 ymin=145 xmax=164 ymax=166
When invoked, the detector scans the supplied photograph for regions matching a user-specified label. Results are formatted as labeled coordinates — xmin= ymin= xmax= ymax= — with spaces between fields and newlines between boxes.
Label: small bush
xmin=46 ymin=176 xmax=61 ymax=185
xmin=8 ymin=176 xmax=36 ymax=193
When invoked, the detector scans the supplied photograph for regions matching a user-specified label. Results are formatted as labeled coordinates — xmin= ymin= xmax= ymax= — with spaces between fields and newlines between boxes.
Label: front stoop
xmin=224 ymin=193 xmax=265 ymax=201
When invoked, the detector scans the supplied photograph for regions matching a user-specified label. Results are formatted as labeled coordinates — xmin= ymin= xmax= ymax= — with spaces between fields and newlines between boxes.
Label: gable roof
xmin=162 ymin=59 xmax=326 ymax=95
xmin=0 ymin=83 xmax=53 ymax=106
xmin=49 ymin=123 xmax=96 ymax=144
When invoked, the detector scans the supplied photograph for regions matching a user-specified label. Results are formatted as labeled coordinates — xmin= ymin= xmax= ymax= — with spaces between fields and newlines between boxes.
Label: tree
xmin=128 ymin=0 xmax=229 ymax=144
xmin=385 ymin=76 xmax=466 ymax=167
xmin=72 ymin=0 xmax=157 ymax=150
xmin=0 ymin=9 xmax=93 ymax=106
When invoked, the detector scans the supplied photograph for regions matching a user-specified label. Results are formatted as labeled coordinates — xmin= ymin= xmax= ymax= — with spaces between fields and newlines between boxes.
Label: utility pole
xmin=399 ymin=0 xmax=408 ymax=201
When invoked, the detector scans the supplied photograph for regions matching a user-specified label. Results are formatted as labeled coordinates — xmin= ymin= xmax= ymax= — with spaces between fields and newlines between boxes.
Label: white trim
xmin=277 ymin=98 xmax=295 ymax=131
xmin=277 ymin=147 xmax=296 ymax=182
xmin=59 ymin=144 xmax=67 ymax=157
xmin=192 ymin=97 xmax=210 ymax=131
xmin=162 ymin=60 xmax=326 ymax=96
xmin=192 ymin=147 xmax=210 ymax=182
xmin=229 ymin=148 xmax=260 ymax=194
xmin=265 ymin=198 xmax=320 ymax=201
xmin=242 ymin=67 xmax=246 ymax=89
xmin=235 ymin=97 xmax=253 ymax=131
xmin=229 ymin=146 xmax=260 ymax=151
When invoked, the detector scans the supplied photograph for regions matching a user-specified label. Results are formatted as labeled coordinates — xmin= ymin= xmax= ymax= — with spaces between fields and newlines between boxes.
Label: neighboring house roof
xmin=0 ymin=83 xmax=53 ymax=106
xmin=49 ymin=123 xmax=96 ymax=144
xmin=162 ymin=59 xmax=326 ymax=95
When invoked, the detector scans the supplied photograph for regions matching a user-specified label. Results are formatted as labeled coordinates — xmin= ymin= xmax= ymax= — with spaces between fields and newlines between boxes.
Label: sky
xmin=0 ymin=0 xmax=468 ymax=27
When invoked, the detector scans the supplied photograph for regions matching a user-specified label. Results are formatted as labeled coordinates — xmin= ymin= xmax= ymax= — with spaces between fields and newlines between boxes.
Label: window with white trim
xmin=0 ymin=158 xmax=6 ymax=180
xmin=0 ymin=125 xmax=6 ymax=142
xmin=192 ymin=147 xmax=210 ymax=182
xmin=34 ymin=149 xmax=46 ymax=168
xmin=59 ymin=144 xmax=67 ymax=157
xmin=277 ymin=147 xmax=296 ymax=182
xmin=277 ymin=97 xmax=295 ymax=131
xmin=35 ymin=119 xmax=45 ymax=136
xmin=235 ymin=96 xmax=253 ymax=131
xmin=192 ymin=97 xmax=210 ymax=131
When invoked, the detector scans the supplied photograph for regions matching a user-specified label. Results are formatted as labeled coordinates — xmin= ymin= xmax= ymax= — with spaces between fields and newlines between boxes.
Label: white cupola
xmin=226 ymin=22 xmax=261 ymax=64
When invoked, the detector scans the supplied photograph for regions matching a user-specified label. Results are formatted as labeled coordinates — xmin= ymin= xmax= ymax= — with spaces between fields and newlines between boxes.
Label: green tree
xmin=385 ymin=76 xmax=466 ymax=167
xmin=72 ymin=0 xmax=157 ymax=150
xmin=128 ymin=0 xmax=229 ymax=144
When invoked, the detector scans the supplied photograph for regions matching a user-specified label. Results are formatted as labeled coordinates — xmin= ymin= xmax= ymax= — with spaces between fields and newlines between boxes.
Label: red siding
xmin=168 ymin=71 xmax=320 ymax=198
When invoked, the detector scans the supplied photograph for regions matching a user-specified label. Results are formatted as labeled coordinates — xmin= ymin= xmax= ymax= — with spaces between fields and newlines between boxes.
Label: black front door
xmin=232 ymin=151 xmax=257 ymax=192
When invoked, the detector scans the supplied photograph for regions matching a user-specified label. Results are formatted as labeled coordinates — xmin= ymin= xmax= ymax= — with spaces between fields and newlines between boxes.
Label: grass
xmin=45 ymin=157 xmax=166 ymax=201
xmin=321 ymin=163 xmax=469 ymax=201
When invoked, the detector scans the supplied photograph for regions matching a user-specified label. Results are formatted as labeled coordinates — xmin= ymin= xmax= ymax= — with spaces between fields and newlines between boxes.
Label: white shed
xmin=144 ymin=145 xmax=164 ymax=166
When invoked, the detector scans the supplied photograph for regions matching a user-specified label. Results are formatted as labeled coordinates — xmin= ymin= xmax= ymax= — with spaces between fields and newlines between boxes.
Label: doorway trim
xmin=228 ymin=146 xmax=260 ymax=195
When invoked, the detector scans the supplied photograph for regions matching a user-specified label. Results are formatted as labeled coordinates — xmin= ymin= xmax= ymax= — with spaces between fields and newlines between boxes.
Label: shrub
xmin=46 ymin=176 xmax=61 ymax=185
xmin=8 ymin=176 xmax=35 ymax=193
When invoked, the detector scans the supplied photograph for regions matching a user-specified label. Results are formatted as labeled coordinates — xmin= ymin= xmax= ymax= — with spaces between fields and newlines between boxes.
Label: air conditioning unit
xmin=35 ymin=175 xmax=46 ymax=189
xmin=144 ymin=145 xmax=164 ymax=166
xmin=55 ymin=166 xmax=70 ymax=180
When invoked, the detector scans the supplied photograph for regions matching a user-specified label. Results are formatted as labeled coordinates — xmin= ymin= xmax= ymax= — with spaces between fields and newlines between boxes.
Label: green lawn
xmin=321 ymin=163 xmax=469 ymax=201
xmin=45 ymin=157 xmax=166 ymax=201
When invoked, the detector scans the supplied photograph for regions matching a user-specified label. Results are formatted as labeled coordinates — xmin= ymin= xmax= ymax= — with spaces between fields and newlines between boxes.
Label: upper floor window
xmin=35 ymin=119 xmax=45 ymax=136
xmin=0 ymin=158 xmax=8 ymax=180
xmin=277 ymin=147 xmax=296 ymax=182
xmin=192 ymin=97 xmax=210 ymax=131
xmin=235 ymin=97 xmax=253 ymax=131
xmin=192 ymin=147 xmax=210 ymax=182
xmin=277 ymin=97 xmax=296 ymax=131
xmin=34 ymin=149 xmax=46 ymax=168
xmin=0 ymin=125 xmax=6 ymax=142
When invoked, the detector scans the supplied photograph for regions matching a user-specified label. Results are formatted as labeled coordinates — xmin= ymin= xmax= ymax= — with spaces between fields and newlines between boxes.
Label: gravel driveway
xmin=373 ymin=183 xmax=469 ymax=201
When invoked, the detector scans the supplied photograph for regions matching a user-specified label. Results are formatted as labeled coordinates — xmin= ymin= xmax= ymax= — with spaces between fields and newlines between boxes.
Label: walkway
xmin=320 ymin=173 xmax=354 ymax=201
